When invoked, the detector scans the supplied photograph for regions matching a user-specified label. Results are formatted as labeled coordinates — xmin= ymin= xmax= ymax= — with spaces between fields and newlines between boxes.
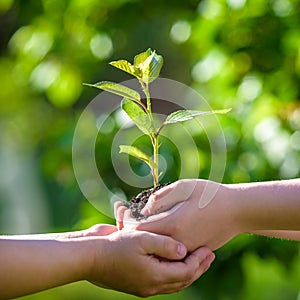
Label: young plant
xmin=84 ymin=48 xmax=230 ymax=187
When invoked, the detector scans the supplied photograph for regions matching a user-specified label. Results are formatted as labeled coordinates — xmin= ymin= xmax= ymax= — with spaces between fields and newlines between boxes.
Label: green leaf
xmin=107 ymin=49 xmax=163 ymax=84
xmin=134 ymin=48 xmax=152 ymax=67
xmin=119 ymin=145 xmax=156 ymax=169
xmin=109 ymin=60 xmax=140 ymax=78
xmin=165 ymin=108 xmax=231 ymax=124
xmin=83 ymin=81 xmax=140 ymax=102
xmin=121 ymin=98 xmax=155 ymax=135
xmin=141 ymin=51 xmax=163 ymax=84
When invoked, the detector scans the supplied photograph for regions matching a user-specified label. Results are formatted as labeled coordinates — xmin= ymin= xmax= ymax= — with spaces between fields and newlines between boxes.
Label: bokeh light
xmin=170 ymin=20 xmax=191 ymax=44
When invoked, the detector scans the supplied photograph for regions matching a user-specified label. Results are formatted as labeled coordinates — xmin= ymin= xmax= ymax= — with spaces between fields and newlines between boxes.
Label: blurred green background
xmin=0 ymin=0 xmax=300 ymax=299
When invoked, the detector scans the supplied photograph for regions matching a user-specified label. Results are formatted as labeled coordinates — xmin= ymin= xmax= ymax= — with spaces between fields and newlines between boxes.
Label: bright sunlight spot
xmin=198 ymin=0 xmax=223 ymax=19
xmin=272 ymin=0 xmax=293 ymax=17
xmin=9 ymin=26 xmax=53 ymax=60
xmin=170 ymin=20 xmax=191 ymax=44
xmin=30 ymin=61 xmax=60 ymax=91
xmin=227 ymin=0 xmax=246 ymax=10
xmin=280 ymin=153 xmax=300 ymax=178
xmin=90 ymin=33 xmax=113 ymax=60
xmin=254 ymin=117 xmax=290 ymax=167
xmin=192 ymin=49 xmax=227 ymax=82
xmin=254 ymin=117 xmax=281 ymax=143
xmin=237 ymin=75 xmax=262 ymax=102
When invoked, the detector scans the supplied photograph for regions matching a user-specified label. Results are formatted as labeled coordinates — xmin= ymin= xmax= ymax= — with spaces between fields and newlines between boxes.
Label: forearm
xmin=0 ymin=238 xmax=94 ymax=299
xmin=228 ymin=179 xmax=300 ymax=232
xmin=2 ymin=230 xmax=88 ymax=240
xmin=251 ymin=230 xmax=300 ymax=241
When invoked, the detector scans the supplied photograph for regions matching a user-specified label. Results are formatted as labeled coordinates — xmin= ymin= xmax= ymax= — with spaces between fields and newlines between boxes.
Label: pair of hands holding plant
xmin=3 ymin=179 xmax=298 ymax=299
xmin=115 ymin=178 xmax=300 ymax=253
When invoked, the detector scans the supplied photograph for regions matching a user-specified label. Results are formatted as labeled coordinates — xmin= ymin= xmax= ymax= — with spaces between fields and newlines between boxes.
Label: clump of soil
xmin=124 ymin=183 xmax=170 ymax=221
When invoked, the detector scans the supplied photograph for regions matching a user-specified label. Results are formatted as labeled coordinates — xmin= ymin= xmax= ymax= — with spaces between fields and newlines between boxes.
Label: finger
xmin=141 ymin=179 xmax=197 ymax=216
xmin=140 ymin=232 xmax=187 ymax=260
xmin=185 ymin=247 xmax=215 ymax=280
xmin=192 ymin=251 xmax=215 ymax=280
xmin=113 ymin=201 xmax=124 ymax=219
xmin=145 ymin=247 xmax=215 ymax=294
xmin=156 ymin=251 xmax=215 ymax=295
xmin=114 ymin=201 xmax=124 ymax=230
xmin=116 ymin=206 xmax=127 ymax=230
xmin=145 ymin=279 xmax=194 ymax=296
xmin=184 ymin=246 xmax=213 ymax=264
xmin=159 ymin=246 xmax=214 ymax=283
xmin=85 ymin=224 xmax=118 ymax=236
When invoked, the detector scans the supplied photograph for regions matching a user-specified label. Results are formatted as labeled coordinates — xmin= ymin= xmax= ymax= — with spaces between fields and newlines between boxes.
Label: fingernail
xmin=177 ymin=243 xmax=186 ymax=257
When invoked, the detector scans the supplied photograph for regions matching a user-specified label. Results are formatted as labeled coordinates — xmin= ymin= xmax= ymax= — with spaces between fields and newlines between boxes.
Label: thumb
xmin=140 ymin=232 xmax=187 ymax=260
xmin=85 ymin=224 xmax=118 ymax=236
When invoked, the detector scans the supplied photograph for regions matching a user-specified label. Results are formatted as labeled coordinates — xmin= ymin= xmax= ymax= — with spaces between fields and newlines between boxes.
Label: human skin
xmin=0 ymin=224 xmax=215 ymax=299
xmin=116 ymin=179 xmax=300 ymax=252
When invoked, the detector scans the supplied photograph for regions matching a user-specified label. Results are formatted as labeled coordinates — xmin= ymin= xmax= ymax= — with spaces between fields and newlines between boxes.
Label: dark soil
xmin=124 ymin=183 xmax=170 ymax=221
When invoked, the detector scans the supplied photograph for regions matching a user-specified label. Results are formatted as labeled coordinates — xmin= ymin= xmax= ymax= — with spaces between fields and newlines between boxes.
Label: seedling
xmin=84 ymin=48 xmax=230 ymax=188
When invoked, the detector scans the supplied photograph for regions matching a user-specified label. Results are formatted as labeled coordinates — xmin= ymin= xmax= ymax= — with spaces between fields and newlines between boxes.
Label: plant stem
xmin=152 ymin=134 xmax=159 ymax=187
xmin=144 ymin=83 xmax=151 ymax=111
xmin=137 ymin=101 xmax=148 ymax=114
xmin=139 ymin=80 xmax=152 ymax=114
xmin=156 ymin=122 xmax=166 ymax=136
xmin=140 ymin=79 xmax=159 ymax=187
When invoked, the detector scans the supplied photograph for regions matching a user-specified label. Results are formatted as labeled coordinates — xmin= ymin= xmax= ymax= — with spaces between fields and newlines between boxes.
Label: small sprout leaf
xmin=109 ymin=60 xmax=140 ymax=78
xmin=121 ymin=98 xmax=155 ymax=135
xmin=165 ymin=108 xmax=231 ymax=124
xmin=140 ymin=51 xmax=163 ymax=84
xmin=119 ymin=145 xmax=156 ymax=169
xmin=134 ymin=48 xmax=152 ymax=67
xmin=83 ymin=81 xmax=140 ymax=102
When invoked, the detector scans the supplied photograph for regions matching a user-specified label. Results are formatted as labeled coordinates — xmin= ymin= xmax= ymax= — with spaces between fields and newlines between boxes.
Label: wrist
xmin=81 ymin=236 xmax=109 ymax=283
xmin=58 ymin=237 xmax=100 ymax=283
xmin=223 ymin=183 xmax=249 ymax=234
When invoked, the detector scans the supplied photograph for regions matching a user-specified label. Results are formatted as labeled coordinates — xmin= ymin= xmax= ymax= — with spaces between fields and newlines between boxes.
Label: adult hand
xmin=89 ymin=230 xmax=215 ymax=297
xmin=116 ymin=178 xmax=300 ymax=251
xmin=115 ymin=179 xmax=240 ymax=251
xmin=0 ymin=224 xmax=215 ymax=299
